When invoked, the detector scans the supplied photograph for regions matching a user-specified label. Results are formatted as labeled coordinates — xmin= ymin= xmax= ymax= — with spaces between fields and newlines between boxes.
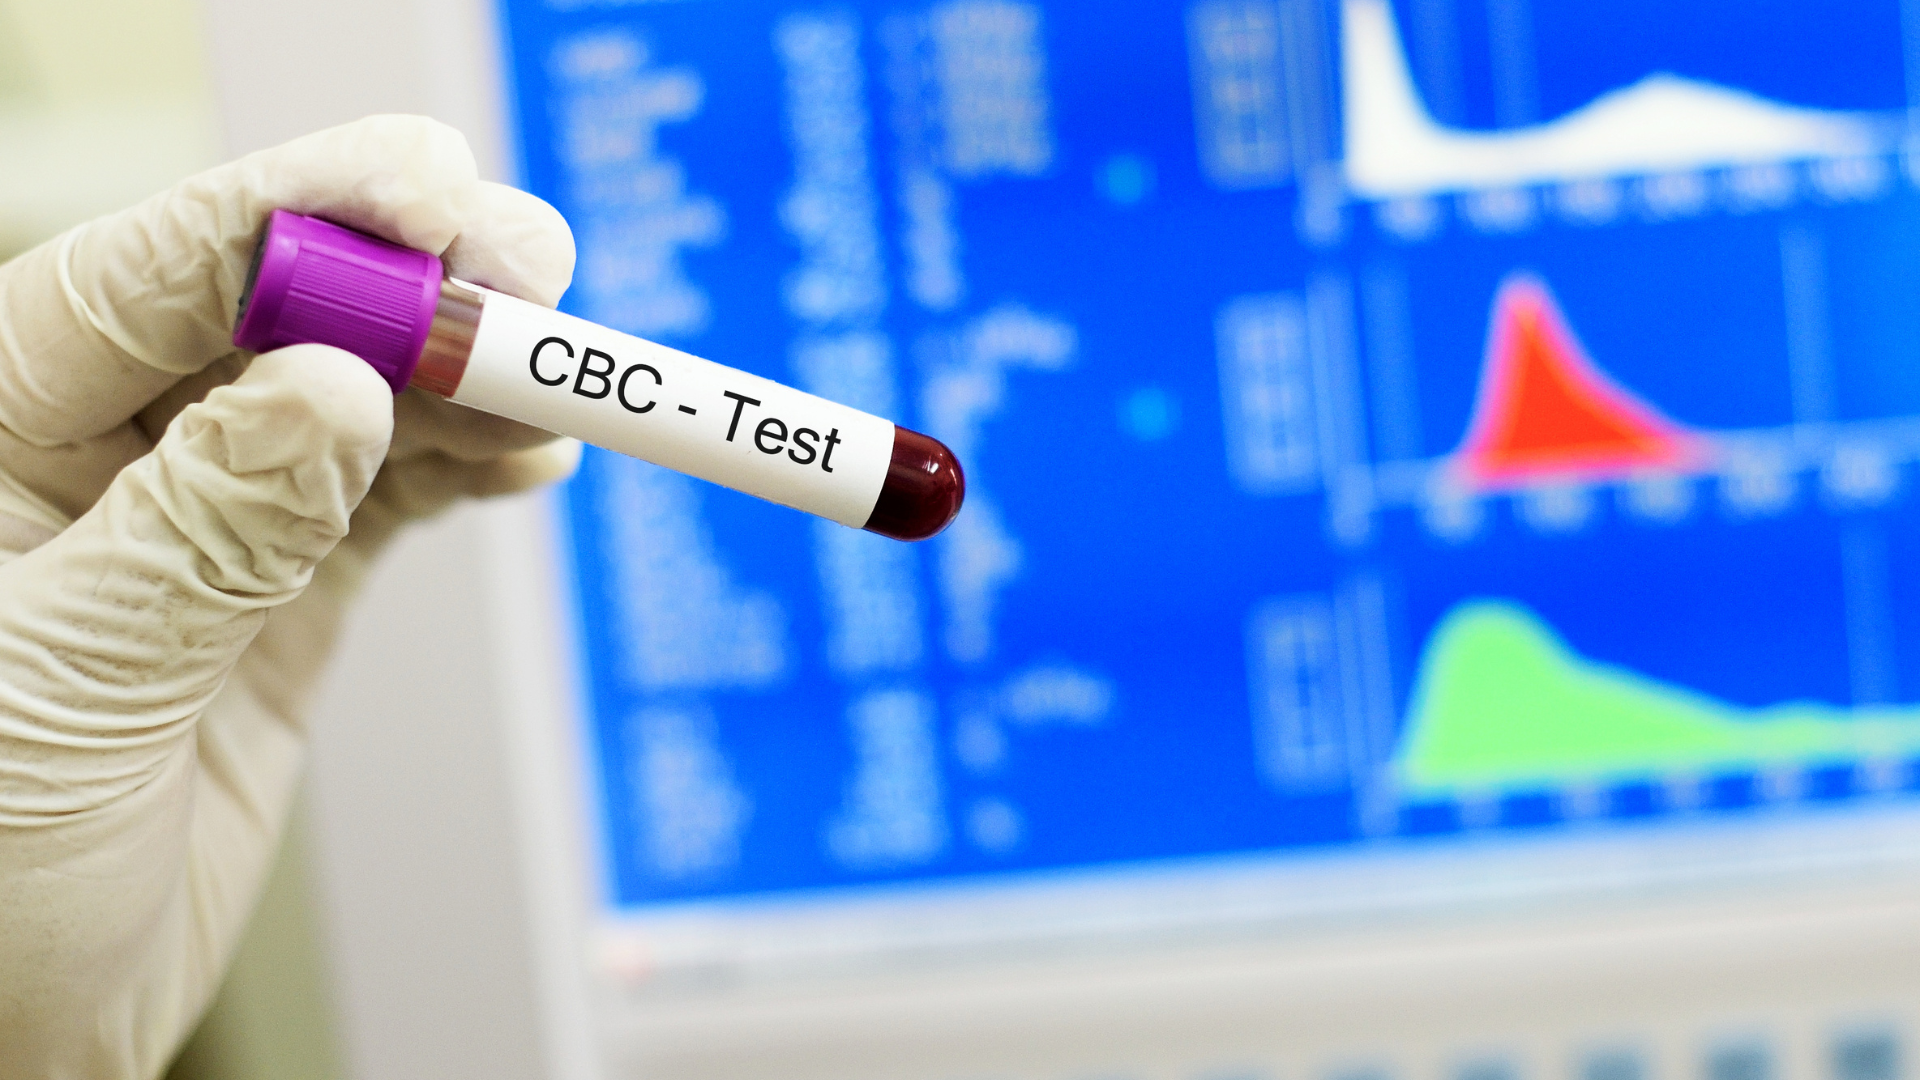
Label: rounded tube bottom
xmin=862 ymin=426 xmax=965 ymax=541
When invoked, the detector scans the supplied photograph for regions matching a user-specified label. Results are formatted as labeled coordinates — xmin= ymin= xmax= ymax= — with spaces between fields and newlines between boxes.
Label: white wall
xmin=0 ymin=0 xmax=220 ymax=256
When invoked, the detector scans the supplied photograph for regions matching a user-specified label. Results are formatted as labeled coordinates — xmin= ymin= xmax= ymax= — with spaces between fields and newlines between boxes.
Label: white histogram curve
xmin=1343 ymin=0 xmax=1898 ymax=199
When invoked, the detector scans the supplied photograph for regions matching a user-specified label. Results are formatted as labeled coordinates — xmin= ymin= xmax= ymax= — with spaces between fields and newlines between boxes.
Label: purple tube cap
xmin=232 ymin=209 xmax=444 ymax=394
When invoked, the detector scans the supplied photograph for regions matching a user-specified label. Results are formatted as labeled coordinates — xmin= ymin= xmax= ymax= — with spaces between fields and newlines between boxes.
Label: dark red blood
xmin=863 ymin=426 xmax=965 ymax=541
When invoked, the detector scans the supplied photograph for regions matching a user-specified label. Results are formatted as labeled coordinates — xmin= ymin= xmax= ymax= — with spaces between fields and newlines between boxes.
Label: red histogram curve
xmin=1453 ymin=274 xmax=1708 ymax=487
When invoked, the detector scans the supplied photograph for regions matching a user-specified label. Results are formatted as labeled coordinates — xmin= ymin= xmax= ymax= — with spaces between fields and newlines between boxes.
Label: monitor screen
xmin=496 ymin=0 xmax=1920 ymax=961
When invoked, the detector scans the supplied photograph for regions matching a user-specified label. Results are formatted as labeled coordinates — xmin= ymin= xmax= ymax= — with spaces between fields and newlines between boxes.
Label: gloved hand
xmin=0 ymin=115 xmax=580 ymax=1080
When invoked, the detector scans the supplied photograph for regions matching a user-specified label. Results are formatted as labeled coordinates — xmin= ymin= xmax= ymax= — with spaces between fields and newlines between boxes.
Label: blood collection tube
xmin=232 ymin=210 xmax=964 ymax=541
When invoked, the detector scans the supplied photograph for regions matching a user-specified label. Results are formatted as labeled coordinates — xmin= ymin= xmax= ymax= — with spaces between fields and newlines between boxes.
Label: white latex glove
xmin=0 ymin=115 xmax=580 ymax=1080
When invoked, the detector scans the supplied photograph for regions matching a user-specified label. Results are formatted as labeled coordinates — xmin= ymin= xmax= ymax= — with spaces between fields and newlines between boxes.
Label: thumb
xmin=0 ymin=344 xmax=391 ymax=1078
xmin=0 ymin=343 xmax=392 ymax=818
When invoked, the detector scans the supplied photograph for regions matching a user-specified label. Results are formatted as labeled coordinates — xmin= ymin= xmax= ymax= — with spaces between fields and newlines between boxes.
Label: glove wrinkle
xmin=58 ymin=228 xmax=153 ymax=374
xmin=0 ymin=346 xmax=388 ymax=824
xmin=132 ymin=353 xmax=249 ymax=448
xmin=140 ymin=349 xmax=388 ymax=600
xmin=0 ymin=234 xmax=176 ymax=450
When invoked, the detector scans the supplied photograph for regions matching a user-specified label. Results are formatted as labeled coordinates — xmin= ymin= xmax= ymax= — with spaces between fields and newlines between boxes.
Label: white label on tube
xmin=451 ymin=289 xmax=893 ymax=528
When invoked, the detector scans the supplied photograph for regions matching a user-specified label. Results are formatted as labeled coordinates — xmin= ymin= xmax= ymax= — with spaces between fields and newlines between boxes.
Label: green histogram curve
xmin=1393 ymin=601 xmax=1920 ymax=794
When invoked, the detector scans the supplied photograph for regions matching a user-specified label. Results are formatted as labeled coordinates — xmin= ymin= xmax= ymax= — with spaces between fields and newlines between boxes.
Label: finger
xmin=388 ymin=386 xmax=561 ymax=462
xmin=442 ymin=181 xmax=575 ymax=306
xmin=0 ymin=115 xmax=478 ymax=449
xmin=0 ymin=343 xmax=390 ymax=819
xmin=130 ymin=345 xmax=560 ymax=473
xmin=0 ymin=344 xmax=389 ymax=1069
xmin=132 ymin=351 xmax=249 ymax=444
xmin=135 ymin=181 xmax=577 ymax=462
xmin=378 ymin=438 xmax=582 ymax=520
xmin=460 ymin=437 xmax=583 ymax=497
xmin=325 ymin=439 xmax=580 ymax=570
xmin=386 ymin=181 xmax=576 ymax=461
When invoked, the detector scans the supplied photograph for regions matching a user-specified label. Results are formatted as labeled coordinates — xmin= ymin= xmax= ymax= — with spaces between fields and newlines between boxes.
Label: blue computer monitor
xmin=496 ymin=0 xmax=1920 ymax=929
